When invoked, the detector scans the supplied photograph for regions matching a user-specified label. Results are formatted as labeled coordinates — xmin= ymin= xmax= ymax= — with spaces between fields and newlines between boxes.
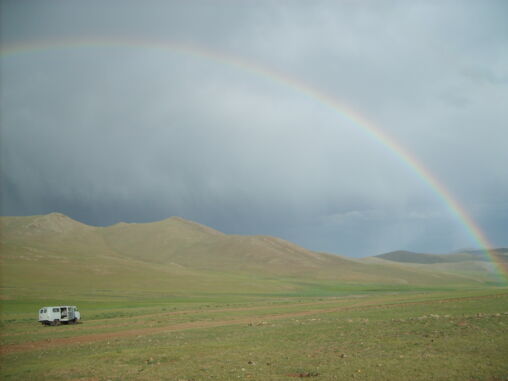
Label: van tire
xmin=52 ymin=319 xmax=60 ymax=326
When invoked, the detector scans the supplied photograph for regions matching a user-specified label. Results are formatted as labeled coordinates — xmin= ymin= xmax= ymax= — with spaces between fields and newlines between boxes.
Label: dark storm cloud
xmin=1 ymin=0 xmax=507 ymax=256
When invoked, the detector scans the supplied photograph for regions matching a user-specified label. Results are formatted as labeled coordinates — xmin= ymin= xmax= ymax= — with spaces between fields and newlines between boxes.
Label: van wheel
xmin=52 ymin=319 xmax=60 ymax=326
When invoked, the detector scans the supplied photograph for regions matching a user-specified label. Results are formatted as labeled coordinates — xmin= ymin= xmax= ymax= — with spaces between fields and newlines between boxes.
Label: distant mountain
xmin=370 ymin=249 xmax=508 ymax=283
xmin=457 ymin=248 xmax=508 ymax=263
xmin=0 ymin=213 xmax=502 ymax=299
xmin=375 ymin=250 xmax=471 ymax=264
xmin=375 ymin=249 xmax=508 ymax=264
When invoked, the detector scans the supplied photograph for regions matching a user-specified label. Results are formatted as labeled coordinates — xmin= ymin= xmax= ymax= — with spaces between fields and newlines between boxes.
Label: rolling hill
xmin=369 ymin=249 xmax=508 ymax=283
xmin=375 ymin=249 xmax=508 ymax=264
xmin=0 ymin=213 xmax=503 ymax=300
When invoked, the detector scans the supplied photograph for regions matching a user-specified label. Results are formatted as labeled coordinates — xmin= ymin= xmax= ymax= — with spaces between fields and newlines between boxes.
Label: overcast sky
xmin=1 ymin=0 xmax=507 ymax=256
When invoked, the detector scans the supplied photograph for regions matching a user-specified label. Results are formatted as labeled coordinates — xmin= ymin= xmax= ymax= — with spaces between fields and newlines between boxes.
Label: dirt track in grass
xmin=0 ymin=298 xmax=361 ymax=338
xmin=2 ymin=293 xmax=506 ymax=355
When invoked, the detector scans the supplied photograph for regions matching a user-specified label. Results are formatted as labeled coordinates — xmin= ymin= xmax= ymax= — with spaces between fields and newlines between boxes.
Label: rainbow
xmin=1 ymin=37 xmax=506 ymax=282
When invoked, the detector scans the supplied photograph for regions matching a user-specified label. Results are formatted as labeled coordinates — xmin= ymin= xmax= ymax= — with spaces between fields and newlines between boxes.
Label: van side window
xmin=52 ymin=308 xmax=60 ymax=312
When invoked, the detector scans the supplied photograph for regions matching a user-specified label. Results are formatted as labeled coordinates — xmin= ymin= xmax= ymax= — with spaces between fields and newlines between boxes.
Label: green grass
xmin=1 ymin=213 xmax=499 ymax=303
xmin=2 ymin=288 xmax=508 ymax=380
xmin=2 ymin=214 xmax=508 ymax=379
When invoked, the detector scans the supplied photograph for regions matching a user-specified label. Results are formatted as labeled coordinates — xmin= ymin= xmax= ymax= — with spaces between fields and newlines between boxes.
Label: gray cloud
xmin=1 ymin=0 xmax=507 ymax=256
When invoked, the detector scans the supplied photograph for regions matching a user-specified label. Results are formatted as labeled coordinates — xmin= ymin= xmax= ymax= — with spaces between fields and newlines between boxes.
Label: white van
xmin=38 ymin=306 xmax=81 ymax=325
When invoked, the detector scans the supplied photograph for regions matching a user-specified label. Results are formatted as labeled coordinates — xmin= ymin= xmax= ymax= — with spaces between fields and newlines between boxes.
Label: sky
xmin=1 ymin=0 xmax=507 ymax=257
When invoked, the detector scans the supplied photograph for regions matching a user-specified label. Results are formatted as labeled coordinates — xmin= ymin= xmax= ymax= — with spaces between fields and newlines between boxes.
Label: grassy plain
xmin=1 ymin=214 xmax=507 ymax=379
xmin=1 ymin=288 xmax=508 ymax=380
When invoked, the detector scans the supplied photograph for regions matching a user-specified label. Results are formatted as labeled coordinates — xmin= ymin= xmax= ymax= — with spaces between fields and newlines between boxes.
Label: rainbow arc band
xmin=2 ymin=37 xmax=505 ymax=283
